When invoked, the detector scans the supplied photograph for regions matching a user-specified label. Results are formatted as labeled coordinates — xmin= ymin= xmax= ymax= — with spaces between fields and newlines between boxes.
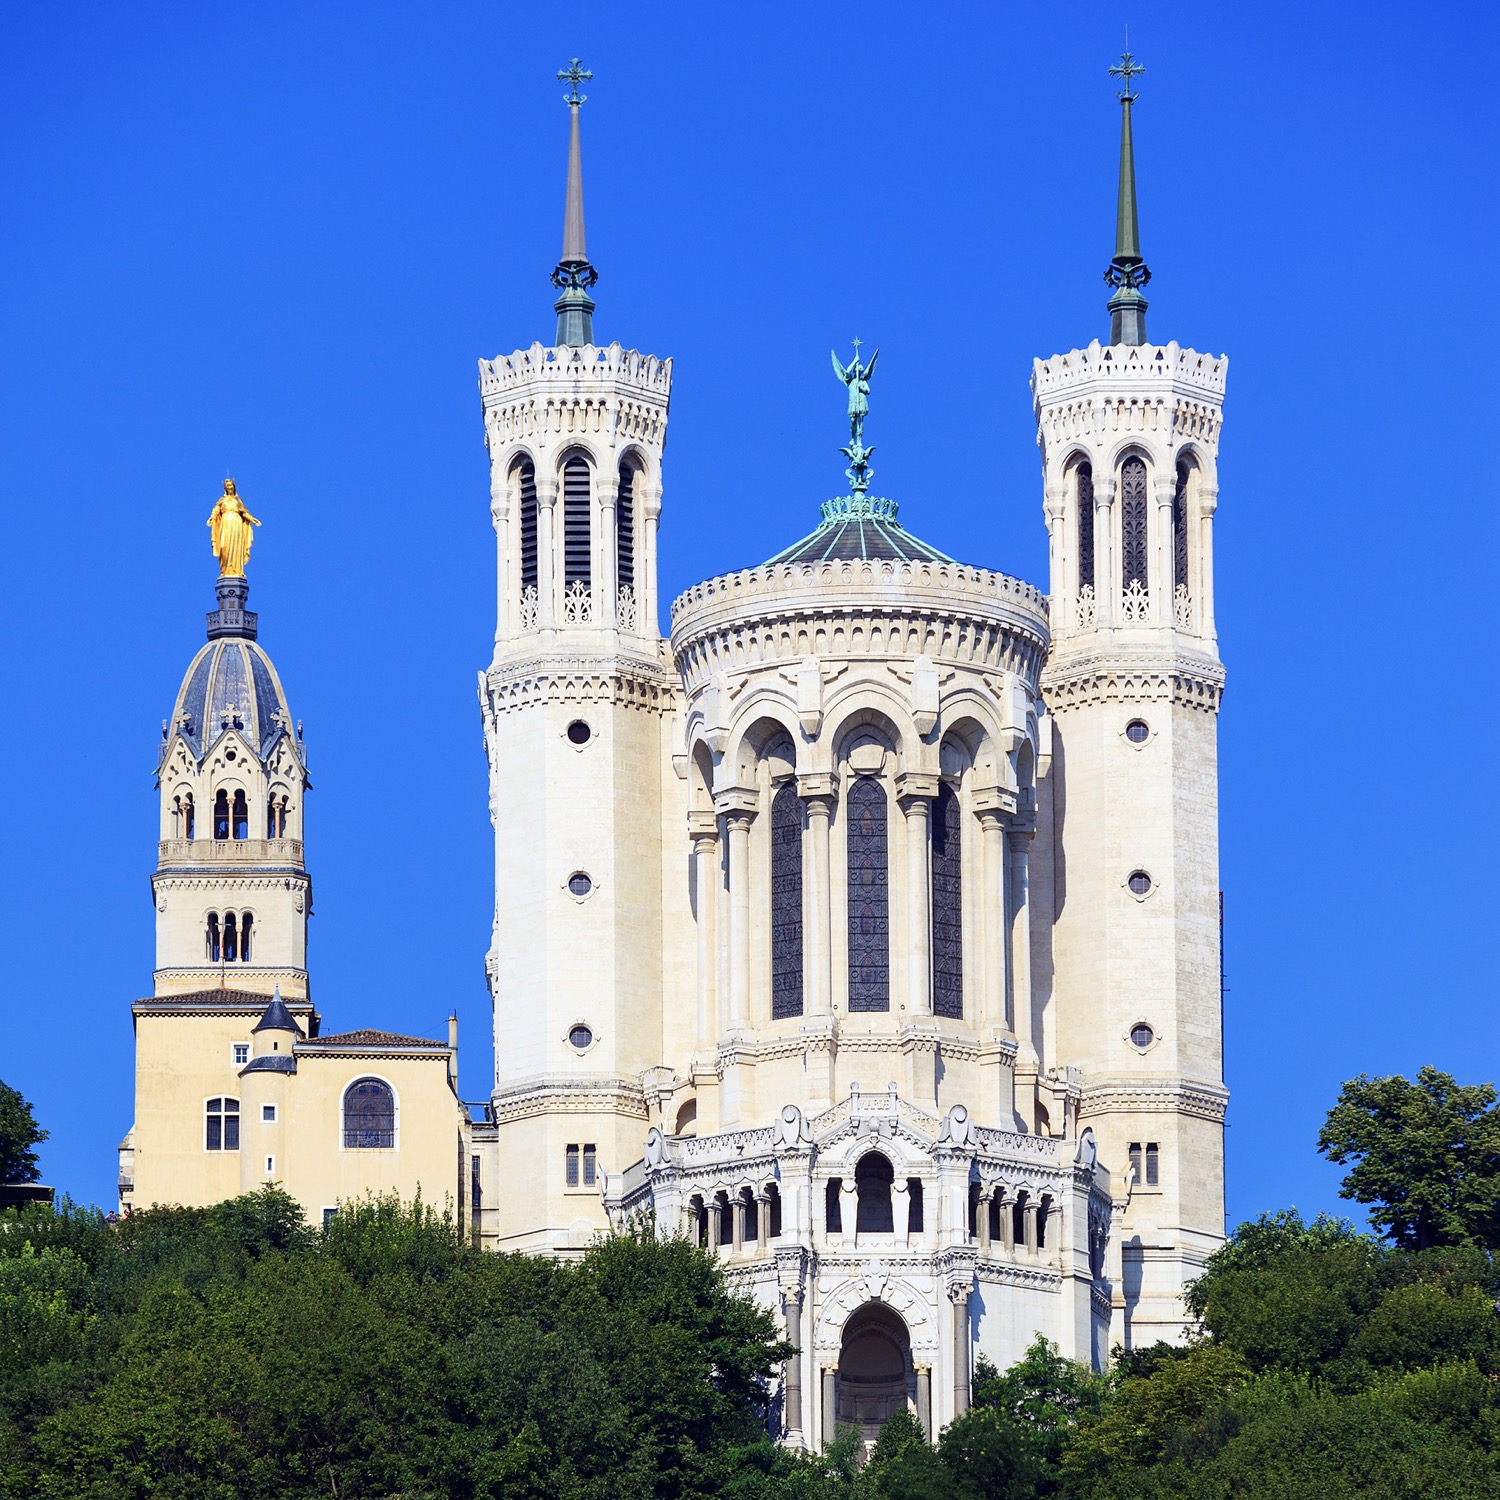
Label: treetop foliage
xmin=0 ymin=1080 xmax=48 ymax=1185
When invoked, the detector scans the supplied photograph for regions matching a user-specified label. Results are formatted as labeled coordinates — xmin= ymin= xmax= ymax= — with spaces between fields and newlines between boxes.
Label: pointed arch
xmin=1120 ymin=454 xmax=1149 ymax=589
xmin=616 ymin=459 xmax=636 ymax=595
xmin=561 ymin=452 xmax=591 ymax=589
xmin=1172 ymin=458 xmax=1191 ymax=595
xmin=1073 ymin=458 xmax=1095 ymax=592
xmin=515 ymin=458 xmax=539 ymax=594
xmin=846 ymin=776 xmax=890 ymax=1012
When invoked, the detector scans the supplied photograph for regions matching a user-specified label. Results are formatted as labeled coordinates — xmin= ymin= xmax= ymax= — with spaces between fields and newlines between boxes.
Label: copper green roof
xmin=763 ymin=494 xmax=955 ymax=567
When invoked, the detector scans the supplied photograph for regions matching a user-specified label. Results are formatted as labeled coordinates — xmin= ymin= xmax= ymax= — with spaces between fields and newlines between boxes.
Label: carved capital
xmin=687 ymin=810 xmax=718 ymax=851
xmin=774 ymin=1245 xmax=809 ymax=1300
xmin=714 ymin=789 xmax=759 ymax=824
xmin=895 ymin=771 xmax=939 ymax=808
xmin=797 ymin=771 xmax=838 ymax=809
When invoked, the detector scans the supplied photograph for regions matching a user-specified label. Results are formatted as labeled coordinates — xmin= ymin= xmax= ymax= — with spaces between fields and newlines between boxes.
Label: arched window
xmin=741 ymin=1186 xmax=758 ymax=1243
xmin=183 ymin=793 xmax=194 ymax=840
xmin=931 ymin=781 xmax=962 ymax=1019
xmin=239 ymin=912 xmax=253 ymax=963
xmin=562 ymin=455 xmax=591 ymax=588
xmin=1038 ymin=1193 xmax=1054 ymax=1250
xmin=1076 ymin=460 xmax=1095 ymax=591
xmin=232 ymin=790 xmax=249 ymax=840
xmin=825 ymin=1177 xmax=844 ymax=1234
xmin=213 ymin=790 xmax=230 ymax=841
xmin=846 ymin=777 xmax=890 ymax=1012
xmin=205 ymin=1096 xmax=239 ymax=1151
xmin=1121 ymin=456 xmax=1149 ymax=589
xmin=854 ymin=1152 xmax=894 ymax=1233
xmin=616 ymin=462 xmax=635 ymax=594
xmin=1012 ymin=1189 xmax=1030 ymax=1248
xmin=766 ymin=1182 xmax=783 ymax=1239
xmin=770 ymin=780 xmax=804 ymax=1019
xmin=222 ymin=912 xmax=238 ymax=963
xmin=266 ymin=794 xmax=287 ymax=839
xmin=1172 ymin=461 xmax=1190 ymax=594
xmin=714 ymin=1189 xmax=733 ymax=1246
xmin=689 ymin=1193 xmax=707 ymax=1248
xmin=343 ymin=1078 xmax=396 ymax=1148
xmin=206 ymin=912 xmax=221 ymax=962
xmin=517 ymin=461 xmax=538 ymax=593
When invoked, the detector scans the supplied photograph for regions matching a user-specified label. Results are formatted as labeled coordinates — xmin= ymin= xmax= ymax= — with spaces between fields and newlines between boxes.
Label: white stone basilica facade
xmin=469 ymin=60 xmax=1228 ymax=1444
xmin=124 ymin=58 xmax=1229 ymax=1450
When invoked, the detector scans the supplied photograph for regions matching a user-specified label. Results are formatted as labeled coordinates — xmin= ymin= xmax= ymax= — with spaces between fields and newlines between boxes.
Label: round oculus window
xmin=568 ymin=872 xmax=592 ymax=897
xmin=1125 ymin=719 xmax=1150 ymax=744
xmin=566 ymin=720 xmax=592 ymax=746
xmin=1130 ymin=1023 xmax=1155 ymax=1048
xmin=225 ymin=747 xmax=237 ymax=761
xmin=1128 ymin=870 xmax=1152 ymax=896
xmin=568 ymin=1024 xmax=593 ymax=1050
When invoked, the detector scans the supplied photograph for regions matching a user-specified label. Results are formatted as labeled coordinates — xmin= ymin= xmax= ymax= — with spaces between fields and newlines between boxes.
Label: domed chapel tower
xmin=476 ymin=62 xmax=679 ymax=1251
xmin=123 ymin=522 xmax=316 ymax=1213
xmin=1031 ymin=54 xmax=1230 ymax=1345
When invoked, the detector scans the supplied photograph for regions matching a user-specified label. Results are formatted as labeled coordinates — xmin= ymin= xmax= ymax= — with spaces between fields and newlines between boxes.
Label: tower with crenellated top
xmin=476 ymin=61 xmax=683 ymax=1252
xmin=1031 ymin=53 xmax=1229 ymax=1347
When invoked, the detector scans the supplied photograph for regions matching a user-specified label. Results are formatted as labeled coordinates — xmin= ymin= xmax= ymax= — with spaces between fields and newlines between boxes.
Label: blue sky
xmin=1 ymin=1 xmax=1495 ymax=1225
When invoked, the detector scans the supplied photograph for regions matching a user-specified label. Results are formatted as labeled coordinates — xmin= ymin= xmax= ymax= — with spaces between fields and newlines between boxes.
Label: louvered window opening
xmin=563 ymin=457 xmax=591 ymax=587
xmin=616 ymin=464 xmax=635 ymax=593
xmin=1172 ymin=462 xmax=1190 ymax=592
xmin=518 ymin=463 xmax=538 ymax=592
xmin=846 ymin=777 xmax=890 ymax=1012
xmin=1121 ymin=456 xmax=1149 ymax=587
xmin=344 ymin=1078 xmax=395 ymax=1149
xmin=931 ymin=782 xmax=963 ymax=1019
xmin=1076 ymin=462 xmax=1095 ymax=590
xmin=770 ymin=780 xmax=804 ymax=1019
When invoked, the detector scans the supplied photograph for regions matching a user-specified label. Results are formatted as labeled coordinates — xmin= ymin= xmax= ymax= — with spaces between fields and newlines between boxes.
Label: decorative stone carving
xmin=777 ymin=1104 xmax=813 ymax=1148
xmin=643 ymin=1126 xmax=667 ymax=1168
xmin=795 ymin=655 xmax=823 ymax=736
xmin=937 ymin=1103 xmax=972 ymax=1147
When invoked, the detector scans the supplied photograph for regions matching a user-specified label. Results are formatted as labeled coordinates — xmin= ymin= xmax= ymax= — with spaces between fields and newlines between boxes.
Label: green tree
xmin=1317 ymin=1066 xmax=1500 ymax=1251
xmin=0 ymin=1081 xmax=47 ymax=1185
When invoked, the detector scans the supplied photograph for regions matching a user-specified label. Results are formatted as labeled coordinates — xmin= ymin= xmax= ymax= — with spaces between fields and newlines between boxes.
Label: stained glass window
xmin=846 ymin=776 xmax=890 ymax=1012
xmin=616 ymin=464 xmax=635 ymax=593
xmin=518 ymin=462 xmax=538 ymax=592
xmin=343 ymin=1078 xmax=395 ymax=1149
xmin=1121 ymin=456 xmax=1149 ymax=588
xmin=1172 ymin=461 xmax=1190 ymax=592
xmin=770 ymin=780 xmax=804 ymax=1019
xmin=1077 ymin=462 xmax=1095 ymax=590
xmin=563 ymin=455 xmax=591 ymax=587
xmin=931 ymin=782 xmax=963 ymax=1019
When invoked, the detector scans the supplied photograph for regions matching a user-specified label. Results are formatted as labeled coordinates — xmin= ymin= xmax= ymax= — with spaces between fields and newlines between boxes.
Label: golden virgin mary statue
xmin=207 ymin=479 xmax=261 ymax=576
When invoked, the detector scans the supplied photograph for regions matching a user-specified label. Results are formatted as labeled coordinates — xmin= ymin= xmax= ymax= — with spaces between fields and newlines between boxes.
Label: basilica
xmin=120 ymin=55 xmax=1229 ymax=1449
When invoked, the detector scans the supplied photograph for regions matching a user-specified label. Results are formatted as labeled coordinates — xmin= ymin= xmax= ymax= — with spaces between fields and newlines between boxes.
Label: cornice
xmin=1041 ymin=645 xmax=1225 ymax=713
xmin=1079 ymin=1076 xmax=1230 ymax=1123
xmin=490 ymin=1075 xmax=648 ymax=1124
xmin=482 ymin=654 xmax=677 ymax=716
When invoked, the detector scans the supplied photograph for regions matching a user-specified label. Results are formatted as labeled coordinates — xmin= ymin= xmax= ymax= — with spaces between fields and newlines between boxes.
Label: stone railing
xmin=479 ymin=341 xmax=672 ymax=397
xmin=678 ymin=1124 xmax=779 ymax=1164
xmin=1031 ymin=340 xmax=1228 ymax=400
xmin=158 ymin=838 xmax=304 ymax=865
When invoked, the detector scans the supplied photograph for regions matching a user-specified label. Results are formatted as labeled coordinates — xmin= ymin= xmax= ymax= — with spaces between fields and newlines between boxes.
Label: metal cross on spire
xmin=1109 ymin=50 xmax=1145 ymax=103
xmin=558 ymin=58 xmax=592 ymax=106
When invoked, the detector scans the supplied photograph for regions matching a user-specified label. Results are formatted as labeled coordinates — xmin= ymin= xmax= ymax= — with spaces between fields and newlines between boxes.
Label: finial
xmin=1103 ymin=50 xmax=1151 ymax=345
xmin=551 ymin=59 xmax=598 ymax=346
xmin=823 ymin=341 xmax=898 ymax=522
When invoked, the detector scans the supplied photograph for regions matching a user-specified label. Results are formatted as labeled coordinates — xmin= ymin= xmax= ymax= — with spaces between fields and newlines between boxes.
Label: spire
xmin=1104 ymin=51 xmax=1151 ymax=346
xmin=551 ymin=58 xmax=598 ymax=347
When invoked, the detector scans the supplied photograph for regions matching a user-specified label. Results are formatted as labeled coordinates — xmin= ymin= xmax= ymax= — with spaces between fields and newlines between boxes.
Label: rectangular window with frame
xmin=232 ymin=1043 xmax=250 ymax=1066
xmin=1145 ymin=1142 xmax=1160 ymax=1187
xmin=262 ymin=1104 xmax=277 ymax=1123
xmin=322 ymin=1207 xmax=338 ymax=1227
xmin=582 ymin=1144 xmax=596 ymax=1188
xmin=265 ymin=1156 xmax=275 ymax=1174
xmin=566 ymin=1144 xmax=580 ymax=1187
xmin=1129 ymin=1142 xmax=1143 ymax=1182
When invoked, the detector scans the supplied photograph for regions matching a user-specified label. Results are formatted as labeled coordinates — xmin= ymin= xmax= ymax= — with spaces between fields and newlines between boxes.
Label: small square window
xmin=232 ymin=1043 xmax=250 ymax=1066
xmin=262 ymin=1104 xmax=277 ymax=1123
xmin=322 ymin=1208 xmax=339 ymax=1227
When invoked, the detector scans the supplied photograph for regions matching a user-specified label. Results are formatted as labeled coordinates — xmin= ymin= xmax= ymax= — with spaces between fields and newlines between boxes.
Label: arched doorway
xmin=837 ymin=1303 xmax=911 ymax=1440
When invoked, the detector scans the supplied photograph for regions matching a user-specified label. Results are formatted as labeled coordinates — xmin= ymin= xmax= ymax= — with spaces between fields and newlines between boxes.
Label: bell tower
xmin=477 ymin=61 xmax=678 ymax=1251
xmin=1032 ymin=54 xmax=1229 ymax=1346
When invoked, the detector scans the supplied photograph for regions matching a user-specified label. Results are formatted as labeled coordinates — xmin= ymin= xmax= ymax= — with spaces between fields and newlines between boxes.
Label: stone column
xmin=1153 ymin=475 xmax=1175 ymax=627
xmin=596 ymin=472 xmax=619 ymax=629
xmin=689 ymin=814 xmax=718 ymax=1048
xmin=1198 ymin=482 xmax=1218 ymax=642
xmin=716 ymin=795 xmax=759 ymax=1028
xmin=732 ymin=1194 xmax=745 ymax=1255
xmin=536 ymin=476 xmax=559 ymax=631
xmin=821 ymin=1367 xmax=838 ymax=1442
xmin=1008 ymin=825 xmax=1035 ymax=1063
xmin=897 ymin=773 xmax=938 ymax=1017
xmin=1024 ymin=1199 xmax=1039 ymax=1255
xmin=974 ymin=804 xmax=1009 ymax=1030
xmin=642 ymin=484 xmax=663 ymax=639
xmin=783 ymin=1294 xmax=804 ymax=1441
xmin=798 ymin=774 xmax=837 ymax=1017
xmin=915 ymin=1366 xmax=933 ymax=1441
xmin=977 ymin=1190 xmax=991 ymax=1254
xmin=1043 ymin=482 xmax=1067 ymax=640
xmin=756 ymin=1192 xmax=770 ymax=1252
xmin=1093 ymin=478 xmax=1115 ymax=627
xmin=999 ymin=1190 xmax=1014 ymax=1255
xmin=708 ymin=1197 xmax=722 ymax=1251
xmin=949 ymin=1286 xmax=971 ymax=1417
